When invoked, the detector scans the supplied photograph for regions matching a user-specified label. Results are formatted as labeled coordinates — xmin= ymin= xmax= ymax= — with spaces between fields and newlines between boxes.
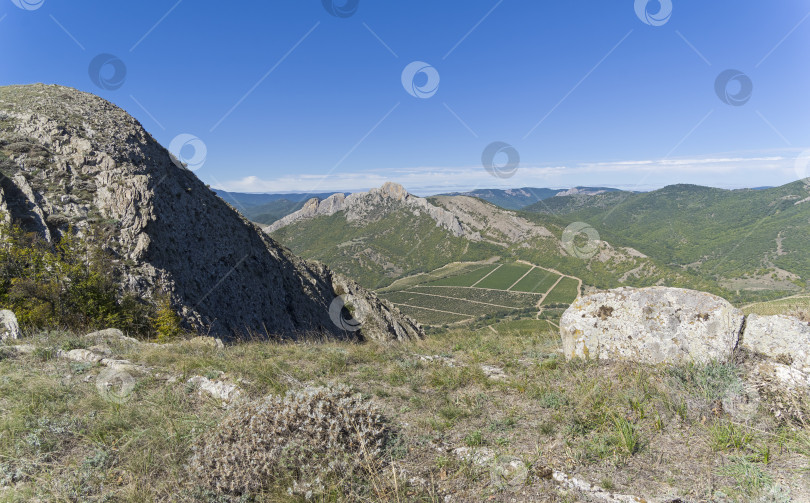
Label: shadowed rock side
xmin=0 ymin=84 xmax=423 ymax=342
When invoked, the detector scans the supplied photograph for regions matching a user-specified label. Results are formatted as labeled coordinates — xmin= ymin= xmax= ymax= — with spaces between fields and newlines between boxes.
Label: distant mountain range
xmin=438 ymin=187 xmax=624 ymax=210
xmin=214 ymin=191 xmax=341 ymax=224
xmin=222 ymin=186 xmax=626 ymax=224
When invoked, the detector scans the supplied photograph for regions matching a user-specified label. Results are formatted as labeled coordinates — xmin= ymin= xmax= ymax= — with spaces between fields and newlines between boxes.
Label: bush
xmin=189 ymin=384 xmax=391 ymax=497
xmin=0 ymin=219 xmax=151 ymax=334
xmin=152 ymin=295 xmax=183 ymax=342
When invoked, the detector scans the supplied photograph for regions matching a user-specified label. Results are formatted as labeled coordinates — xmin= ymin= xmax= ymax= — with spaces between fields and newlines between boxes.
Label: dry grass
xmin=1 ymin=320 xmax=810 ymax=501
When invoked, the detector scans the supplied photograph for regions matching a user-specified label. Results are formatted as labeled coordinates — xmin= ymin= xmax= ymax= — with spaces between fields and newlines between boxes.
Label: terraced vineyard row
xmin=409 ymin=286 xmax=540 ymax=308
xmin=379 ymin=260 xmax=582 ymax=327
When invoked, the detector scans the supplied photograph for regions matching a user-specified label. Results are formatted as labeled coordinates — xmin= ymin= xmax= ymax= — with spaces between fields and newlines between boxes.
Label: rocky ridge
xmin=264 ymin=182 xmax=473 ymax=239
xmin=0 ymin=84 xmax=422 ymax=342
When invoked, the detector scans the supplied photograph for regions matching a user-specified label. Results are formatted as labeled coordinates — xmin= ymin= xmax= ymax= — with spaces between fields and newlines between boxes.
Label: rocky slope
xmin=0 ymin=84 xmax=422 ymax=342
xmin=265 ymin=182 xmax=472 ymax=239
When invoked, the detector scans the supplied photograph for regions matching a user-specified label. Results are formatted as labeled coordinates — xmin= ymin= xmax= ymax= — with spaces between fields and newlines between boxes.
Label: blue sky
xmin=2 ymin=1 xmax=809 ymax=195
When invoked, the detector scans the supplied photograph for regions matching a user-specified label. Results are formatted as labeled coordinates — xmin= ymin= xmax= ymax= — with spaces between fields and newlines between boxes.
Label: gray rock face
xmin=0 ymin=84 xmax=422 ymax=342
xmin=265 ymin=181 xmax=467 ymax=238
xmin=560 ymin=287 xmax=743 ymax=364
xmin=0 ymin=310 xmax=21 ymax=341
xmin=743 ymin=314 xmax=810 ymax=374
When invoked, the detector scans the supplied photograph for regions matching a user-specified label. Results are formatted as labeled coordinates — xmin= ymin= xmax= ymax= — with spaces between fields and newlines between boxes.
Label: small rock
xmin=417 ymin=354 xmax=459 ymax=367
xmin=62 ymin=349 xmax=103 ymax=363
xmin=0 ymin=310 xmax=21 ymax=341
xmin=480 ymin=364 xmax=507 ymax=380
xmin=84 ymin=328 xmax=140 ymax=345
xmin=187 ymin=375 xmax=241 ymax=405
xmin=452 ymin=447 xmax=495 ymax=466
xmin=99 ymin=358 xmax=139 ymax=373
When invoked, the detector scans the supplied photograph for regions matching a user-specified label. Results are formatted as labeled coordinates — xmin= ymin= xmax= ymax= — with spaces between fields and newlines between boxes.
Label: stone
xmin=61 ymin=348 xmax=103 ymax=363
xmin=480 ymin=364 xmax=507 ymax=380
xmin=452 ymin=447 xmax=495 ymax=466
xmin=187 ymin=375 xmax=242 ymax=404
xmin=560 ymin=287 xmax=743 ymax=364
xmin=742 ymin=314 xmax=810 ymax=374
xmin=0 ymin=310 xmax=21 ymax=341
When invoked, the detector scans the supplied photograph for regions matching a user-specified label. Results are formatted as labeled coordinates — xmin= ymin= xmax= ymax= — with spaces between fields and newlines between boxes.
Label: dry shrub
xmin=189 ymin=384 xmax=390 ymax=497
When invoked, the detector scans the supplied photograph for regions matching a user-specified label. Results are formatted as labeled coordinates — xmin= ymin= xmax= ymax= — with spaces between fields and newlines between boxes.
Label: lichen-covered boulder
xmin=743 ymin=314 xmax=810 ymax=374
xmin=0 ymin=310 xmax=21 ymax=341
xmin=560 ymin=287 xmax=743 ymax=364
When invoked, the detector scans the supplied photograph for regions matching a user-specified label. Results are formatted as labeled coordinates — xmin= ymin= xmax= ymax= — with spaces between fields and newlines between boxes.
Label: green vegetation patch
xmin=382 ymin=291 xmax=491 ymax=317
xmin=410 ymin=286 xmax=539 ymax=309
xmin=475 ymin=263 xmax=532 ymax=290
xmin=394 ymin=305 xmax=472 ymax=326
xmin=541 ymin=277 xmax=580 ymax=306
xmin=427 ymin=263 xmax=498 ymax=287
xmin=510 ymin=267 xmax=561 ymax=293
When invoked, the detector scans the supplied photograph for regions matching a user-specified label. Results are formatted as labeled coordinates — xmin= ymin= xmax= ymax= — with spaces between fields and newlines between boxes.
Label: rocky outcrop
xmin=560 ymin=287 xmax=743 ymax=364
xmin=265 ymin=182 xmax=467 ymax=238
xmin=742 ymin=314 xmax=810 ymax=373
xmin=0 ymin=84 xmax=422 ymax=342
xmin=0 ymin=310 xmax=21 ymax=341
xmin=742 ymin=314 xmax=810 ymax=405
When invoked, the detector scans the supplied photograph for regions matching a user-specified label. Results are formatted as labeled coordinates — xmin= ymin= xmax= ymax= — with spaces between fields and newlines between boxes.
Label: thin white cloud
xmin=209 ymin=152 xmax=808 ymax=196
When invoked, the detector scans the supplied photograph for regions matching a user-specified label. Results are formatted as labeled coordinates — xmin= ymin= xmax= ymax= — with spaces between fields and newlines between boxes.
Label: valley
xmin=377 ymin=260 xmax=580 ymax=330
xmin=266 ymin=181 xmax=809 ymax=331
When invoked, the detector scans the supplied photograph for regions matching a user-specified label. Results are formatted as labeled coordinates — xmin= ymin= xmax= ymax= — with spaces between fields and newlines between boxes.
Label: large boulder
xmin=0 ymin=310 xmax=21 ymax=341
xmin=560 ymin=287 xmax=743 ymax=364
xmin=742 ymin=314 xmax=810 ymax=374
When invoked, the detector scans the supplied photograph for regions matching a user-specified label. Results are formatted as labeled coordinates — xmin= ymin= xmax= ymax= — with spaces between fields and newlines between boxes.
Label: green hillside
xmin=270 ymin=210 xmax=501 ymax=289
xmin=269 ymin=197 xmax=727 ymax=301
xmin=524 ymin=182 xmax=810 ymax=295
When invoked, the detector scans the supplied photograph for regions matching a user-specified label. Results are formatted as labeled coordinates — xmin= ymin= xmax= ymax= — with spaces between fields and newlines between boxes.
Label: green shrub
xmin=151 ymin=295 xmax=182 ymax=342
xmin=0 ymin=219 xmax=151 ymax=334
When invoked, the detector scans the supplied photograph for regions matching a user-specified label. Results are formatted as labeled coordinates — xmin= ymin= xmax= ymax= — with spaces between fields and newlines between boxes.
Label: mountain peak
xmin=373 ymin=181 xmax=408 ymax=201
